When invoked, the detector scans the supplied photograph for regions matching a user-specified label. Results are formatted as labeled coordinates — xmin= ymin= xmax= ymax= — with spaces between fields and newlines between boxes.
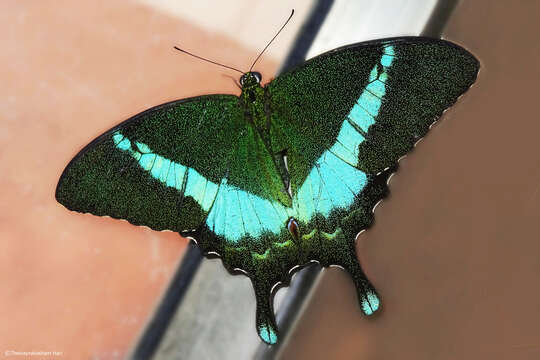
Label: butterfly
xmin=55 ymin=36 xmax=478 ymax=344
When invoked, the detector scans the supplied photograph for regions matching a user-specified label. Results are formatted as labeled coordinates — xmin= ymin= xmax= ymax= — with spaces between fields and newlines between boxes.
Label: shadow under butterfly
xmin=56 ymin=35 xmax=479 ymax=344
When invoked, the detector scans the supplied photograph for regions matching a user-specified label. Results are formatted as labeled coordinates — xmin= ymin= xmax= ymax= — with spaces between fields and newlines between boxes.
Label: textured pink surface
xmin=0 ymin=0 xmax=279 ymax=358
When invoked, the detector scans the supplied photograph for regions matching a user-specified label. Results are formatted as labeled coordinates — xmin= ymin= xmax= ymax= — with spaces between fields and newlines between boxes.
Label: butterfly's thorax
xmin=240 ymin=76 xmax=270 ymax=139
xmin=241 ymin=86 xmax=267 ymax=129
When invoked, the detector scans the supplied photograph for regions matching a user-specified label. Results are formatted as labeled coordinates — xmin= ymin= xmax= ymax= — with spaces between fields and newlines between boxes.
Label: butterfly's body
xmin=238 ymin=73 xmax=292 ymax=207
xmin=240 ymin=75 xmax=266 ymax=132
xmin=56 ymin=37 xmax=478 ymax=344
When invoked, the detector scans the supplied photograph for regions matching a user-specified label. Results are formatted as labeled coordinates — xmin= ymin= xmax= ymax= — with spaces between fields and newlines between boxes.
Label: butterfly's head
xmin=239 ymin=71 xmax=262 ymax=89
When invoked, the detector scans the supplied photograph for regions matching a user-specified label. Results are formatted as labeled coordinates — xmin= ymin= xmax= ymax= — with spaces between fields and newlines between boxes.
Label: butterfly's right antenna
xmin=173 ymin=46 xmax=244 ymax=75
xmin=249 ymin=9 xmax=295 ymax=72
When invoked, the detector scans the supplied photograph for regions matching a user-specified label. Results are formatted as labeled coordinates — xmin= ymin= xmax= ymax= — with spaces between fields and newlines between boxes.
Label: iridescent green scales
xmin=55 ymin=38 xmax=479 ymax=344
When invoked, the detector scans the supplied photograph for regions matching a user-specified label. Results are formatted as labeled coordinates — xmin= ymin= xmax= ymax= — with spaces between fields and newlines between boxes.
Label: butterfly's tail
xmin=322 ymin=228 xmax=382 ymax=317
xmin=252 ymin=278 xmax=279 ymax=345
xmin=341 ymin=247 xmax=381 ymax=316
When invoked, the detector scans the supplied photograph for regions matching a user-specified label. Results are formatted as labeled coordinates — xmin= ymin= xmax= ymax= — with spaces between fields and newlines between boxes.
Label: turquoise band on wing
xmin=294 ymin=45 xmax=395 ymax=223
xmin=112 ymin=131 xmax=293 ymax=241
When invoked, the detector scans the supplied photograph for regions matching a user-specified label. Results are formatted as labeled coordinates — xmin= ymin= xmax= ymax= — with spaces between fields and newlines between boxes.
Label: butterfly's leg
xmin=251 ymin=278 xmax=279 ymax=345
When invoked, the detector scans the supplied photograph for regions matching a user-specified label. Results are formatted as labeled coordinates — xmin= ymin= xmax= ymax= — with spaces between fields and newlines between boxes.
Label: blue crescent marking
xmin=362 ymin=289 xmax=381 ymax=315
xmin=258 ymin=324 xmax=278 ymax=344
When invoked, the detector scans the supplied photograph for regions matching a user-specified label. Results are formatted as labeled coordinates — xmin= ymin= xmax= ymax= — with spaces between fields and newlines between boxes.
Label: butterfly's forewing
xmin=56 ymin=95 xmax=248 ymax=233
xmin=268 ymin=37 xmax=479 ymax=185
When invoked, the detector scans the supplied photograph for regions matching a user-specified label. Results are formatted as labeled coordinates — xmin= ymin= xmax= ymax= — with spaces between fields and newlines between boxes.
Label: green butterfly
xmin=56 ymin=37 xmax=478 ymax=344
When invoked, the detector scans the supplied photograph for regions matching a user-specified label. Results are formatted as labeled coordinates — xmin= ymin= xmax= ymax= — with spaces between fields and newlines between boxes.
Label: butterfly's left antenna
xmin=173 ymin=46 xmax=244 ymax=75
xmin=249 ymin=9 xmax=295 ymax=72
